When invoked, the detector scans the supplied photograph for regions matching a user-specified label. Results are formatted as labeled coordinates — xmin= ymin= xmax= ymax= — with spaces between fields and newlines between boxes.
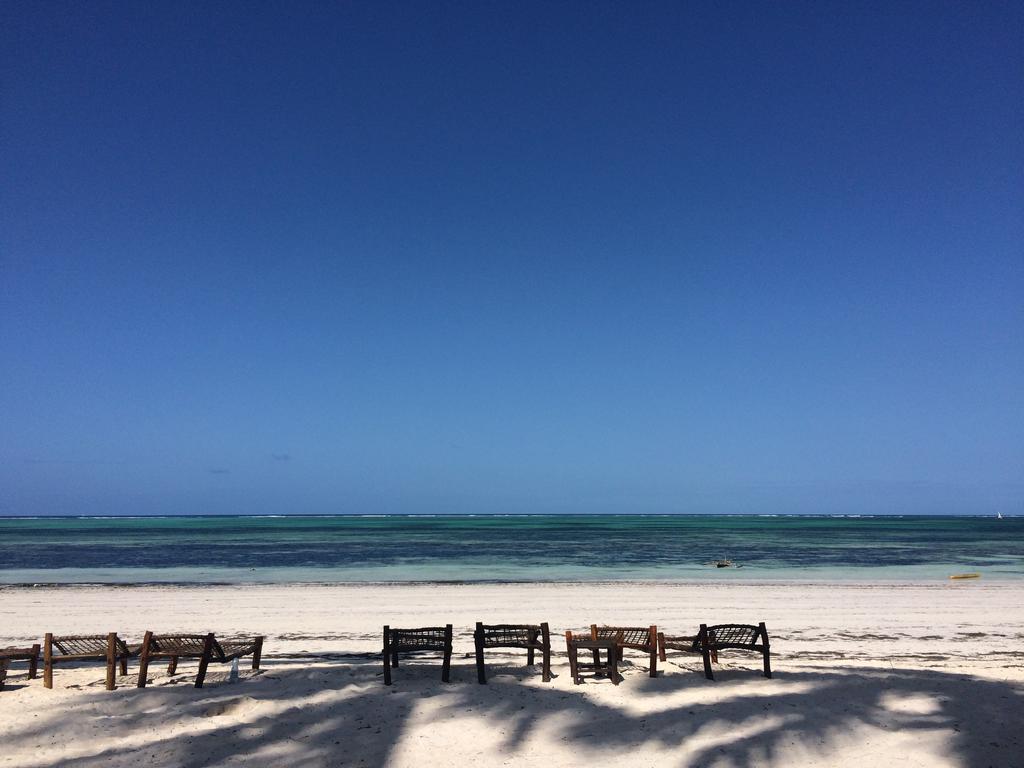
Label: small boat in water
xmin=949 ymin=573 xmax=981 ymax=580
xmin=708 ymin=558 xmax=735 ymax=568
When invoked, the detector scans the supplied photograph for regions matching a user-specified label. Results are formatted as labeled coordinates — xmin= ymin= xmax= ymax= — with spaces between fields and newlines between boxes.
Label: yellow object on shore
xmin=949 ymin=573 xmax=981 ymax=580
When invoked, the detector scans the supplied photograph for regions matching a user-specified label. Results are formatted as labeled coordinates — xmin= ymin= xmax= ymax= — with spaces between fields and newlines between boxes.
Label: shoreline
xmin=2 ymin=512 xmax=1013 ymax=517
xmin=0 ymin=575 xmax=1018 ymax=588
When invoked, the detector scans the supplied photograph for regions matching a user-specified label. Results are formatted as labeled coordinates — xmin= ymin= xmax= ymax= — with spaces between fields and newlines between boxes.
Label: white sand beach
xmin=1 ymin=580 xmax=1022 ymax=767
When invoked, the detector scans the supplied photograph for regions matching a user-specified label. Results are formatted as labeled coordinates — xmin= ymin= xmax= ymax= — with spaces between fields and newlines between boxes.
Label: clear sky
xmin=1 ymin=1 xmax=1021 ymax=516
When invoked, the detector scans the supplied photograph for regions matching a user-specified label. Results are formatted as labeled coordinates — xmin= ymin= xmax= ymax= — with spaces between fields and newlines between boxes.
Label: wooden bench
xmin=590 ymin=625 xmax=659 ymax=678
xmin=136 ymin=632 xmax=264 ymax=689
xmin=0 ymin=644 xmax=40 ymax=689
xmin=44 ymin=633 xmax=130 ymax=690
xmin=682 ymin=623 xmax=772 ymax=680
xmin=564 ymin=631 xmax=621 ymax=685
xmin=473 ymin=622 xmax=551 ymax=683
xmin=382 ymin=625 xmax=452 ymax=685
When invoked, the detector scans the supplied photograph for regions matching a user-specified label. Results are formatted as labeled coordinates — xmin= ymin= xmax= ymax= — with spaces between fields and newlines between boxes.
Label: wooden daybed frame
xmin=43 ymin=633 xmax=131 ymax=690
xmin=136 ymin=632 xmax=264 ymax=688
xmin=382 ymin=625 xmax=453 ymax=685
xmin=473 ymin=622 xmax=552 ymax=683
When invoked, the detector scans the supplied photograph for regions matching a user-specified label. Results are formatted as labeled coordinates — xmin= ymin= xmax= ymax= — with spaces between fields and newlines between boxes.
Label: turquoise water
xmin=0 ymin=515 xmax=1021 ymax=583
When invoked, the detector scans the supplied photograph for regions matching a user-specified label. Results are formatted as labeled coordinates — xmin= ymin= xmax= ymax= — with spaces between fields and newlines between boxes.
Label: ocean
xmin=0 ymin=514 xmax=1020 ymax=584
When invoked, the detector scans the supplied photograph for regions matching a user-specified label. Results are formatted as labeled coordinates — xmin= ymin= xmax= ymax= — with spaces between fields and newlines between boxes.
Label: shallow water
xmin=0 ymin=514 xmax=1021 ymax=583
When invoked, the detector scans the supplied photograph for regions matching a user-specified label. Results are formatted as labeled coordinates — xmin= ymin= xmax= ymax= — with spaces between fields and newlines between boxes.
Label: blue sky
xmin=2 ymin=1 xmax=1021 ymax=516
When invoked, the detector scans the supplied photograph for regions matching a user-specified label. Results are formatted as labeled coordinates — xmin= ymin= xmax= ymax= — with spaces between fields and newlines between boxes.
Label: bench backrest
xmin=698 ymin=623 xmax=769 ymax=651
xmin=386 ymin=625 xmax=452 ymax=652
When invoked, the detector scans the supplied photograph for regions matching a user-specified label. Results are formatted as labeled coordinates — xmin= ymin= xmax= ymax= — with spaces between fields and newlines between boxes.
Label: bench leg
xmin=441 ymin=625 xmax=452 ymax=683
xmin=105 ymin=633 xmax=117 ymax=691
xmin=701 ymin=648 xmax=714 ymax=680
xmin=649 ymin=626 xmax=658 ymax=678
xmin=609 ymin=650 xmax=620 ymax=685
xmin=194 ymin=633 xmax=215 ymax=689
xmin=43 ymin=633 xmax=54 ymax=689
xmin=0 ymin=658 xmax=8 ymax=689
xmin=474 ymin=625 xmax=486 ymax=684
xmin=541 ymin=623 xmax=551 ymax=683
xmin=441 ymin=648 xmax=452 ymax=683
xmin=383 ymin=626 xmax=392 ymax=685
xmin=252 ymin=637 xmax=264 ymax=670
xmin=28 ymin=644 xmax=40 ymax=679
xmin=137 ymin=631 xmax=153 ymax=688
xmin=565 ymin=632 xmax=580 ymax=684
xmin=759 ymin=622 xmax=772 ymax=678
xmin=168 ymin=656 xmax=178 ymax=676
xmin=698 ymin=624 xmax=715 ymax=680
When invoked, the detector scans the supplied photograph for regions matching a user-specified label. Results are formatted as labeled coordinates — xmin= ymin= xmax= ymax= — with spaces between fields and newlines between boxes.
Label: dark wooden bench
xmin=44 ymin=633 xmax=130 ymax=690
xmin=590 ymin=625 xmax=659 ymax=678
xmin=136 ymin=632 xmax=264 ymax=688
xmin=0 ymin=644 xmax=40 ymax=689
xmin=683 ymin=622 xmax=771 ymax=680
xmin=473 ymin=622 xmax=551 ymax=683
xmin=382 ymin=625 xmax=452 ymax=685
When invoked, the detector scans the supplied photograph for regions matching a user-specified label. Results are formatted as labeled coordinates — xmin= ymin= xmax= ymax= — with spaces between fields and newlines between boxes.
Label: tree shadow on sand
xmin=4 ymin=655 xmax=1022 ymax=768
xmin=476 ymin=665 xmax=1023 ymax=767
